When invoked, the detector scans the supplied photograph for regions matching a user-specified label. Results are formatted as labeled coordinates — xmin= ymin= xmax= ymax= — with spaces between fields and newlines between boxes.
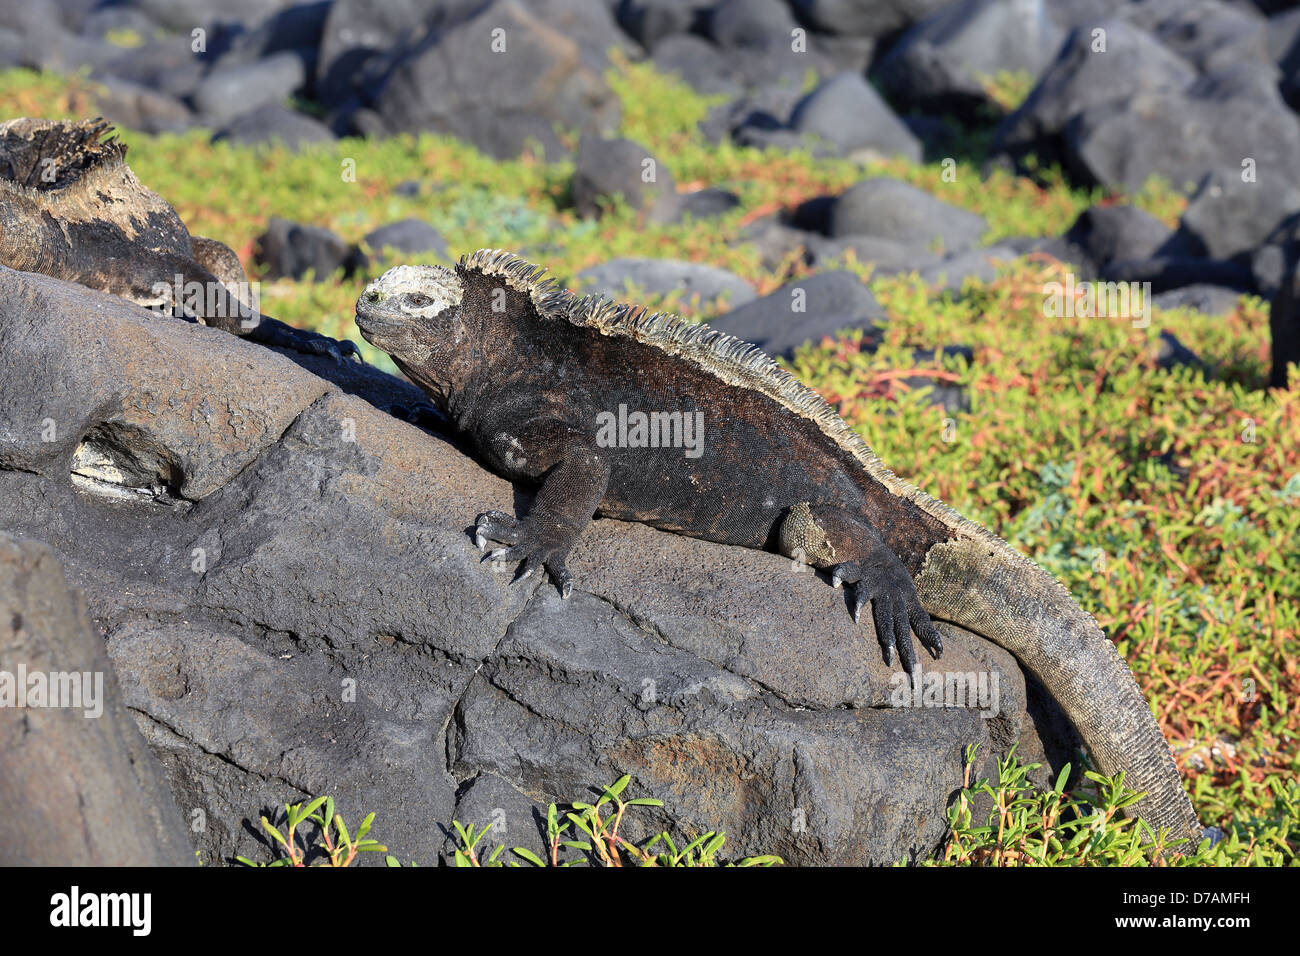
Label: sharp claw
xmin=831 ymin=573 xmax=843 ymax=589
xmin=560 ymin=580 xmax=573 ymax=599
xmin=474 ymin=532 xmax=486 ymax=550
xmin=485 ymin=548 xmax=508 ymax=562
xmin=883 ymin=643 xmax=894 ymax=666
xmin=516 ymin=567 xmax=533 ymax=582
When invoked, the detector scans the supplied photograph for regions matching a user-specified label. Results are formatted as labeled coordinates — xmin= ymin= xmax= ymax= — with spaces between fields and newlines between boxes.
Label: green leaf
xmin=357 ymin=811 xmax=375 ymax=842
xmin=512 ymin=847 xmax=545 ymax=867
xmin=260 ymin=817 xmax=288 ymax=849
xmin=295 ymin=796 xmax=328 ymax=827
xmin=1053 ymin=763 xmax=1072 ymax=795
xmin=566 ymin=814 xmax=595 ymax=839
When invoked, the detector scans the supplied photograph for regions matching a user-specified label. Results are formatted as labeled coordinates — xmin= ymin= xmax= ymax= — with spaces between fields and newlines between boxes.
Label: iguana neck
xmin=394 ymin=351 xmax=485 ymax=431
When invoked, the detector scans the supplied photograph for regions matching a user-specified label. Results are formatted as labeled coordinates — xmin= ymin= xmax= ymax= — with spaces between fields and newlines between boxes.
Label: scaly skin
xmin=0 ymin=117 xmax=358 ymax=362
xmin=355 ymin=250 xmax=1207 ymax=846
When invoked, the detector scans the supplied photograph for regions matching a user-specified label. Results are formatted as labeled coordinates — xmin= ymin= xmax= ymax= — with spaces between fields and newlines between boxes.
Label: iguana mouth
xmin=353 ymin=310 xmax=392 ymax=335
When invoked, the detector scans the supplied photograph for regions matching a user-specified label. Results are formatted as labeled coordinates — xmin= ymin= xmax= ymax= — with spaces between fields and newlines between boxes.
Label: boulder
xmin=0 ymin=533 xmax=196 ymax=866
xmin=1062 ymin=204 xmax=1174 ymax=268
xmin=790 ymin=0 xmax=951 ymax=38
xmin=192 ymin=50 xmax=307 ymax=124
xmin=524 ymin=0 xmax=635 ymax=70
xmin=1101 ymin=256 xmax=1253 ymax=295
xmin=735 ymin=215 xmax=820 ymax=271
xmin=678 ymin=187 xmax=741 ymax=220
xmin=1175 ymin=170 xmax=1300 ymax=261
xmin=0 ymin=264 xmax=1079 ymax=865
xmin=213 ymin=103 xmax=337 ymax=151
xmin=708 ymin=270 xmax=886 ymax=357
xmin=1123 ymin=0 xmax=1269 ymax=76
xmin=315 ymin=0 xmax=472 ymax=107
xmin=1065 ymin=63 xmax=1300 ymax=195
xmin=997 ymin=17 xmax=1300 ymax=195
xmin=1153 ymin=285 xmax=1243 ymax=316
xmin=918 ymin=243 xmax=1018 ymax=291
xmin=576 ymin=258 xmax=757 ymax=308
xmin=572 ymin=136 xmax=681 ymax=223
xmin=93 ymin=35 xmax=207 ymax=101
xmin=615 ymin=0 xmax=701 ymax=51
xmin=94 ymin=77 xmax=194 ymax=135
xmin=994 ymin=18 xmax=1194 ymax=179
xmin=805 ymin=234 xmax=942 ymax=276
xmin=1271 ymin=5 xmax=1300 ymax=111
xmin=207 ymin=0 xmax=332 ymax=71
xmin=130 ymin=0 xmax=291 ymax=33
xmin=359 ymin=218 xmax=449 ymax=267
xmin=828 ymin=178 xmax=988 ymax=252
xmin=1001 ymin=234 xmax=1096 ymax=277
xmin=709 ymin=0 xmax=798 ymax=50
xmin=1270 ymin=250 xmax=1300 ymax=388
xmin=651 ymin=33 xmax=745 ymax=95
xmin=373 ymin=0 xmax=620 ymax=159
xmin=1152 ymin=329 xmax=1206 ymax=372
xmin=255 ymin=217 xmax=355 ymax=281
xmin=789 ymin=73 xmax=924 ymax=161
xmin=875 ymin=0 xmax=1067 ymax=117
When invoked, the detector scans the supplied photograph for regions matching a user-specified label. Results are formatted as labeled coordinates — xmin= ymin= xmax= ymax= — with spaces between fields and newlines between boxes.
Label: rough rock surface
xmin=0 ymin=265 xmax=1079 ymax=865
xmin=571 ymin=136 xmax=681 ymax=223
xmin=789 ymin=73 xmax=924 ymax=161
xmin=256 ymin=216 xmax=355 ymax=281
xmin=576 ymin=257 xmax=758 ymax=308
xmin=875 ymin=0 xmax=1067 ymax=117
xmin=828 ymin=178 xmax=989 ymax=252
xmin=708 ymin=270 xmax=885 ymax=357
xmin=0 ymin=533 xmax=195 ymax=865
xmin=372 ymin=0 xmax=620 ymax=159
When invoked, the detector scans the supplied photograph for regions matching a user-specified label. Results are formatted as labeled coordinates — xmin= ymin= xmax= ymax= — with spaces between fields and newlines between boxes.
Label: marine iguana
xmin=0 ymin=117 xmax=356 ymax=361
xmin=354 ymin=249 xmax=1206 ymax=846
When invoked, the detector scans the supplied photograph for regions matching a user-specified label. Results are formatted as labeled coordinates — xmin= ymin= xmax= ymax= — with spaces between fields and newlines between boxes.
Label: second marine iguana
xmin=0 ymin=117 xmax=356 ymax=361
xmin=354 ymin=249 xmax=1207 ymax=846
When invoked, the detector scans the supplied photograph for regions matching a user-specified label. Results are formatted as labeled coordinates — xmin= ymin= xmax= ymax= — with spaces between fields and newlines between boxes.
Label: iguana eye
xmin=406 ymin=293 xmax=432 ymax=309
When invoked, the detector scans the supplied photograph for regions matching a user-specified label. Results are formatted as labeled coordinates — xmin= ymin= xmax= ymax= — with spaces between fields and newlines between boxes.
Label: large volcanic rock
xmin=0 ymin=265 xmax=1078 ymax=865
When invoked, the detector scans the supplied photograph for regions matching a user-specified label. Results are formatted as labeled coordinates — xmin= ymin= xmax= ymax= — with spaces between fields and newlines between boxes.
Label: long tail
xmin=914 ymin=535 xmax=1204 ymax=844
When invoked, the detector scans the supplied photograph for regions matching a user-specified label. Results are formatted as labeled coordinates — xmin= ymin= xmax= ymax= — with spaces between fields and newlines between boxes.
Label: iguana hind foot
xmin=779 ymin=501 xmax=943 ymax=672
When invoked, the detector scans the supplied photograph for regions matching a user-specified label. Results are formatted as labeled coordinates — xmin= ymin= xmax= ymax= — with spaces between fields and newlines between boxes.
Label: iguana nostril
xmin=364 ymin=290 xmax=381 ymax=303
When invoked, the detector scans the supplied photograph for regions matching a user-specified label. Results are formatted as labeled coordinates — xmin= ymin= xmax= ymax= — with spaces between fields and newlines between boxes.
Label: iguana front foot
xmin=474 ymin=510 xmax=521 ymax=549
xmin=475 ymin=511 xmax=574 ymax=598
xmin=246 ymin=316 xmax=363 ymax=363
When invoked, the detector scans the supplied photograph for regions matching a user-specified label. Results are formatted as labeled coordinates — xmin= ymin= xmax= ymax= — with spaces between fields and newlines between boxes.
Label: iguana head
xmin=356 ymin=265 xmax=464 ymax=339
xmin=355 ymin=265 xmax=468 ymax=392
